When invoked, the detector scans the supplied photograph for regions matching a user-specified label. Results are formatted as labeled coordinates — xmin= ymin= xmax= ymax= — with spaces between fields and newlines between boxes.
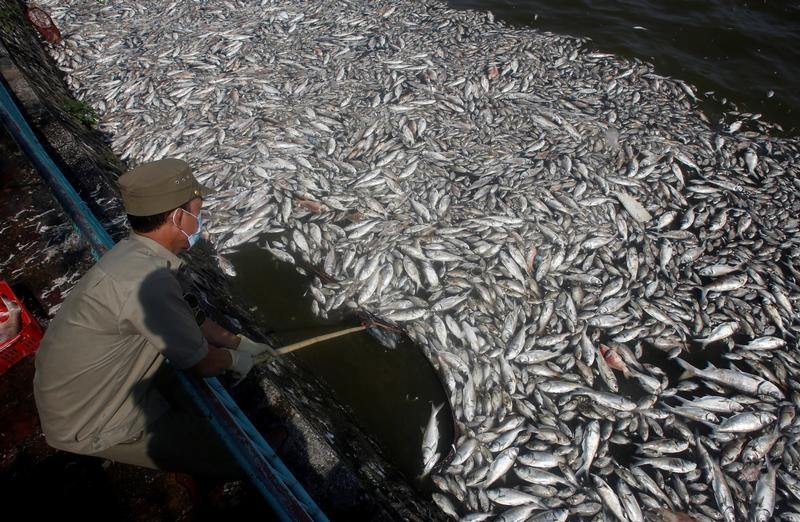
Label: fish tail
xmin=675 ymin=358 xmax=697 ymax=380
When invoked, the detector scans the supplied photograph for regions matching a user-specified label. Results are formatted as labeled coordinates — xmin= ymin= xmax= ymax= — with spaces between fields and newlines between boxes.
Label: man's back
xmin=33 ymin=234 xmax=206 ymax=454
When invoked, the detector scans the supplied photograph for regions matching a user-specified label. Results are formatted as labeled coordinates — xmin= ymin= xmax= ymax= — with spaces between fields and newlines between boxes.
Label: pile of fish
xmin=41 ymin=0 xmax=800 ymax=519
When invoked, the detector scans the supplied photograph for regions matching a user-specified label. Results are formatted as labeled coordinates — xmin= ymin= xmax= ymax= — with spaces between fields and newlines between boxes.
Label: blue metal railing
xmin=0 ymin=77 xmax=327 ymax=522
xmin=0 ymin=84 xmax=113 ymax=258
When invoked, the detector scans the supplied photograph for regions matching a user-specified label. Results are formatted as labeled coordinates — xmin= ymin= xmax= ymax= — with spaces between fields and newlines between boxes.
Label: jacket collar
xmin=129 ymin=233 xmax=183 ymax=270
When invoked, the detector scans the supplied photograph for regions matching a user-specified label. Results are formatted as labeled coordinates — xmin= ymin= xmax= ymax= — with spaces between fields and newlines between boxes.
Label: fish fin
xmin=417 ymin=452 xmax=440 ymax=480
xmin=668 ymin=347 xmax=683 ymax=359
xmin=698 ymin=419 xmax=717 ymax=430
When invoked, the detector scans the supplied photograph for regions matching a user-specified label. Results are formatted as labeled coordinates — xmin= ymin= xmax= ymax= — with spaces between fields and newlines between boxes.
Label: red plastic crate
xmin=0 ymin=280 xmax=44 ymax=375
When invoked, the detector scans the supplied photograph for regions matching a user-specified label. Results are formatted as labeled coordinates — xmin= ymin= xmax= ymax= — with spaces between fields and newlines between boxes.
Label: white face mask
xmin=174 ymin=208 xmax=204 ymax=248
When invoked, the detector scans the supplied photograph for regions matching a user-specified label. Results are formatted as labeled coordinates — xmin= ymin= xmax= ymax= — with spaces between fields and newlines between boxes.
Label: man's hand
xmin=224 ymin=348 xmax=253 ymax=384
xmin=238 ymin=335 xmax=277 ymax=363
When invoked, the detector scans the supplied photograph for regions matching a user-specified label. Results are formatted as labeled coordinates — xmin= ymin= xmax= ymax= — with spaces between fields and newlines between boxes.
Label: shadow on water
xmin=225 ymin=241 xmax=454 ymax=486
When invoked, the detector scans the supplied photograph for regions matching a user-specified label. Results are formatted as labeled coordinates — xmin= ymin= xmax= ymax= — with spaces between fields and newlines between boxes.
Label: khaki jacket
xmin=33 ymin=234 xmax=208 ymax=453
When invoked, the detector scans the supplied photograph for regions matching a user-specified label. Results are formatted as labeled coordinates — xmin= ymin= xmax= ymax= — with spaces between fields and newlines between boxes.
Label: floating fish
xmin=40 ymin=0 xmax=800 ymax=519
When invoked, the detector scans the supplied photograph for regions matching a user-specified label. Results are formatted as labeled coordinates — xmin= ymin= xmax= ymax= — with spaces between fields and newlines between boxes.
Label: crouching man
xmin=34 ymin=158 xmax=274 ymax=479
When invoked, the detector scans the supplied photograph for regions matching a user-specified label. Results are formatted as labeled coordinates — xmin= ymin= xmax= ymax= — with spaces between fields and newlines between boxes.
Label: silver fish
xmin=420 ymin=402 xmax=443 ymax=477
xmin=576 ymin=420 xmax=600 ymax=477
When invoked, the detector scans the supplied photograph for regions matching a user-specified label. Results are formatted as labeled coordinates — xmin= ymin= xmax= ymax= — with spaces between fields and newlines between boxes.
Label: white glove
xmin=224 ymin=348 xmax=253 ymax=384
xmin=238 ymin=335 xmax=276 ymax=360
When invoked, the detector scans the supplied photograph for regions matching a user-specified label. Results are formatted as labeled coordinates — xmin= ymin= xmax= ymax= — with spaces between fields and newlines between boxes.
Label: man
xmin=33 ymin=158 xmax=273 ymax=479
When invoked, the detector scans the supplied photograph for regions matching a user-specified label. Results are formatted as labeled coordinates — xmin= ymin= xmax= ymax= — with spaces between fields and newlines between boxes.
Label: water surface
xmin=450 ymin=0 xmax=800 ymax=135
xmin=227 ymin=243 xmax=453 ymax=483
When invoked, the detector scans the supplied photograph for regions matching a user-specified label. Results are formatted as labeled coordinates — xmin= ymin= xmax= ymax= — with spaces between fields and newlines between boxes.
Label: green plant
xmin=0 ymin=3 xmax=23 ymax=34
xmin=63 ymin=99 xmax=97 ymax=128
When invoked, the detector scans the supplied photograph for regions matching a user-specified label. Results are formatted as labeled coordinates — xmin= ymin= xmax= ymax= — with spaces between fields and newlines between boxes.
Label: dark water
xmin=450 ymin=0 xmax=800 ymax=136
xmin=227 ymin=243 xmax=453 ymax=484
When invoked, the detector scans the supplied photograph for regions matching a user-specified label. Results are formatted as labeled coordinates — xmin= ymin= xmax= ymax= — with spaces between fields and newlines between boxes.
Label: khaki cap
xmin=118 ymin=158 xmax=213 ymax=216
